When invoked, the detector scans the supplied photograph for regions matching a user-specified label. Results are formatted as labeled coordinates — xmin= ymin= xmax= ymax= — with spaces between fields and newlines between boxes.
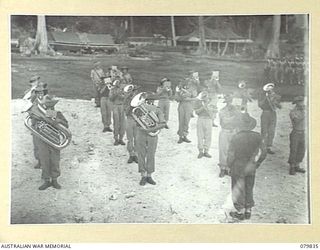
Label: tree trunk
xmin=265 ymin=15 xmax=281 ymax=58
xmin=221 ymin=40 xmax=229 ymax=56
xmin=171 ymin=16 xmax=177 ymax=47
xmin=248 ymin=20 xmax=253 ymax=39
xmin=130 ymin=16 xmax=134 ymax=36
xmin=34 ymin=15 xmax=48 ymax=54
xmin=198 ymin=16 xmax=207 ymax=54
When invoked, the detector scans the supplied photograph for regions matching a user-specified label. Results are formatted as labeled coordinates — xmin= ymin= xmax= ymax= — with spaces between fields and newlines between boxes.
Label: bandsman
xmin=109 ymin=65 xmax=123 ymax=82
xmin=175 ymin=79 xmax=197 ymax=143
xmin=134 ymin=92 xmax=166 ymax=186
xmin=258 ymin=83 xmax=281 ymax=154
xmin=120 ymin=66 xmax=133 ymax=84
xmin=123 ymin=84 xmax=139 ymax=164
xmin=99 ymin=77 xmax=113 ymax=133
xmin=90 ymin=61 xmax=106 ymax=108
xmin=109 ymin=79 xmax=126 ymax=145
xmin=288 ymin=96 xmax=307 ymax=175
xmin=187 ymin=71 xmax=201 ymax=92
xmin=218 ymin=93 xmax=239 ymax=178
xmin=36 ymin=95 xmax=69 ymax=190
xmin=156 ymin=77 xmax=173 ymax=129
xmin=194 ymin=91 xmax=217 ymax=159
xmin=204 ymin=71 xmax=221 ymax=127
xmin=24 ymin=76 xmax=49 ymax=169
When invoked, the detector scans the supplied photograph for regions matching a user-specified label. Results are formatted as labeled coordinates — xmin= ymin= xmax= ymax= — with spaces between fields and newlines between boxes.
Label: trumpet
xmin=100 ymin=77 xmax=114 ymax=93
xmin=175 ymin=85 xmax=191 ymax=96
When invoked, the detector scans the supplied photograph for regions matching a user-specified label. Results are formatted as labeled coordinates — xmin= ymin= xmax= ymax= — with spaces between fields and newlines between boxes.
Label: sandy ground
xmin=10 ymin=98 xmax=309 ymax=224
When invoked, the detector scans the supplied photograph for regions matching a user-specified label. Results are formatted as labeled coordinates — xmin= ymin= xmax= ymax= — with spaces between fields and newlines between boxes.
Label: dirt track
xmin=11 ymin=98 xmax=309 ymax=224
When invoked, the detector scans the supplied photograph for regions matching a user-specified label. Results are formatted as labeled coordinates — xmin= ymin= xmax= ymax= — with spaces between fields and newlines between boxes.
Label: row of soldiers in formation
xmin=88 ymin=63 xmax=306 ymax=220
xmin=23 ymin=63 xmax=306 ymax=221
xmin=263 ymin=56 xmax=307 ymax=86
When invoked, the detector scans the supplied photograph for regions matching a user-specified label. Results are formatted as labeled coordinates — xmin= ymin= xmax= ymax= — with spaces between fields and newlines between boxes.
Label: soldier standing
xmin=90 ymin=61 xmax=106 ymax=108
xmin=204 ymin=71 xmax=222 ymax=127
xmin=175 ymin=80 xmax=197 ymax=143
xmin=120 ymin=66 xmax=133 ymax=84
xmin=110 ymin=79 xmax=126 ymax=146
xmin=124 ymin=85 xmax=139 ymax=164
xmin=24 ymin=76 xmax=48 ymax=169
xmin=134 ymin=93 xmax=166 ymax=186
xmin=99 ymin=77 xmax=113 ymax=133
xmin=36 ymin=95 xmax=69 ymax=190
xmin=258 ymin=83 xmax=281 ymax=154
xmin=156 ymin=77 xmax=173 ymax=129
xmin=218 ymin=94 xmax=239 ymax=178
xmin=227 ymin=113 xmax=267 ymax=220
xmin=194 ymin=91 xmax=217 ymax=159
xmin=288 ymin=96 xmax=307 ymax=175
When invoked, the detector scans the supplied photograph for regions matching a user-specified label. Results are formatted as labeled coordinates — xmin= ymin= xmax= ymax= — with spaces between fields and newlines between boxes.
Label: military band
xmin=22 ymin=66 xmax=307 ymax=221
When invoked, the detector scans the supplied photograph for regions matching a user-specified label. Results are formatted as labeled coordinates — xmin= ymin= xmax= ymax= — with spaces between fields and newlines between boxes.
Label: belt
xmin=198 ymin=116 xmax=211 ymax=119
xmin=293 ymin=129 xmax=305 ymax=133
xmin=221 ymin=128 xmax=235 ymax=132
xmin=262 ymin=109 xmax=276 ymax=112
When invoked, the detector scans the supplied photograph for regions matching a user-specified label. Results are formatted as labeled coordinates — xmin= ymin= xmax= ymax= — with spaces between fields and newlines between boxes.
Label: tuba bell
xmin=24 ymin=99 xmax=72 ymax=150
xmin=130 ymin=92 xmax=160 ymax=137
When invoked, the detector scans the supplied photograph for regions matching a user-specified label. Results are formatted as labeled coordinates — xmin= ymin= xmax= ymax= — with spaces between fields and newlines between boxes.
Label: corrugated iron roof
xmin=50 ymin=31 xmax=115 ymax=45
xmin=86 ymin=33 xmax=115 ymax=45
xmin=50 ymin=31 xmax=82 ymax=44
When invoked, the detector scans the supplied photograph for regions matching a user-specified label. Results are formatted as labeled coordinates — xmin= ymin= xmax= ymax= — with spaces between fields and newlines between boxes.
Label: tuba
xmin=130 ymin=92 xmax=160 ymax=137
xmin=24 ymin=100 xmax=72 ymax=150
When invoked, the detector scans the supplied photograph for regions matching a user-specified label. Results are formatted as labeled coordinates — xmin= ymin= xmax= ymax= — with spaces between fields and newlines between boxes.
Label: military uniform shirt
xmin=290 ymin=106 xmax=305 ymax=131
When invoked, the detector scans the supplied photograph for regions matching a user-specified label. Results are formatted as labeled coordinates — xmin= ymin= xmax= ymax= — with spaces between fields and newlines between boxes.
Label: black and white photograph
xmin=10 ymin=14 xmax=309 ymax=224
